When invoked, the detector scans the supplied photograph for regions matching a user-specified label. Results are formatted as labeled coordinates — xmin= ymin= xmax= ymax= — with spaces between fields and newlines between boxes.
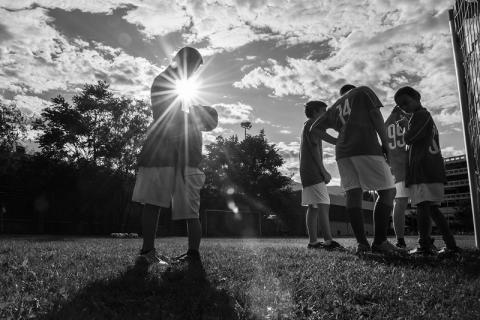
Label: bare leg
xmin=186 ymin=218 xmax=202 ymax=251
xmin=393 ymin=197 xmax=408 ymax=240
xmin=306 ymin=206 xmax=319 ymax=244
xmin=141 ymin=204 xmax=161 ymax=253
xmin=373 ymin=188 xmax=395 ymax=245
xmin=317 ymin=204 xmax=333 ymax=243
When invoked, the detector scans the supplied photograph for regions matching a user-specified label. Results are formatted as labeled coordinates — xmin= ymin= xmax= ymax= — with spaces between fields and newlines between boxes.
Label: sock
xmin=416 ymin=203 xmax=432 ymax=249
xmin=430 ymin=206 xmax=457 ymax=249
xmin=347 ymin=207 xmax=368 ymax=246
xmin=187 ymin=249 xmax=200 ymax=258
xmin=373 ymin=202 xmax=393 ymax=245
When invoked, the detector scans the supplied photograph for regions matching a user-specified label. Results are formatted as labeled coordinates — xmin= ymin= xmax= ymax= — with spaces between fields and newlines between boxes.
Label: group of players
xmin=300 ymin=85 xmax=461 ymax=257
xmin=132 ymin=46 xmax=461 ymax=266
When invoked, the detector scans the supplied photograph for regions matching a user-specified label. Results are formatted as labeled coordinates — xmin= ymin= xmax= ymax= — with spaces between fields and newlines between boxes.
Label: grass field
xmin=1 ymin=236 xmax=480 ymax=320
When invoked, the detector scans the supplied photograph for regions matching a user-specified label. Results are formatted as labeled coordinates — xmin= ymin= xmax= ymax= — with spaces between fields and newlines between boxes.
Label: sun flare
xmin=175 ymin=77 xmax=199 ymax=110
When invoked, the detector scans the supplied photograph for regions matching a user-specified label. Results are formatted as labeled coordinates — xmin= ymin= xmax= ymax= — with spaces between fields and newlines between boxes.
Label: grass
xmin=1 ymin=236 xmax=480 ymax=320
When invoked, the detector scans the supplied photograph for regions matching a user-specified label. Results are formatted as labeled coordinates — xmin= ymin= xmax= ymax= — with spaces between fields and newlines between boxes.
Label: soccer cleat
xmin=135 ymin=249 xmax=169 ymax=266
xmin=322 ymin=240 xmax=345 ymax=251
xmin=355 ymin=243 xmax=371 ymax=255
xmin=371 ymin=240 xmax=403 ymax=255
xmin=408 ymin=246 xmax=436 ymax=256
xmin=437 ymin=246 xmax=461 ymax=259
xmin=171 ymin=250 xmax=202 ymax=265
xmin=307 ymin=241 xmax=325 ymax=249
xmin=395 ymin=238 xmax=407 ymax=249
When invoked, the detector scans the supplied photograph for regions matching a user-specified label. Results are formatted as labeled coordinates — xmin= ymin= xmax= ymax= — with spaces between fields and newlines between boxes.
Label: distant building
xmin=440 ymin=155 xmax=472 ymax=228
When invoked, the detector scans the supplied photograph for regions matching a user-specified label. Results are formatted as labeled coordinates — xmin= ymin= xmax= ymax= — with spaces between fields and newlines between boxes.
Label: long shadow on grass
xmin=358 ymin=249 xmax=480 ymax=277
xmin=40 ymin=263 xmax=240 ymax=320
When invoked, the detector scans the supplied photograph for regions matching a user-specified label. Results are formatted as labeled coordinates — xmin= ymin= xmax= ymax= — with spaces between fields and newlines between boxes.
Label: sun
xmin=175 ymin=77 xmax=199 ymax=111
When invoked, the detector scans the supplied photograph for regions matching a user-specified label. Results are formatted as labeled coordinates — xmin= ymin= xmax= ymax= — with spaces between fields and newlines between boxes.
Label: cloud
xmin=0 ymin=7 xmax=159 ymax=103
xmin=441 ymin=146 xmax=465 ymax=158
xmin=12 ymin=95 xmax=52 ymax=115
xmin=433 ymin=107 xmax=463 ymax=126
xmin=279 ymin=129 xmax=291 ymax=134
xmin=212 ymin=102 xmax=253 ymax=124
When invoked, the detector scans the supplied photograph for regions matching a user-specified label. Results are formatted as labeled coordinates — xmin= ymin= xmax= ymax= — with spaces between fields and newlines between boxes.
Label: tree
xmin=240 ymin=121 xmax=252 ymax=139
xmin=34 ymin=81 xmax=151 ymax=172
xmin=201 ymin=130 xmax=293 ymax=216
xmin=0 ymin=103 xmax=27 ymax=152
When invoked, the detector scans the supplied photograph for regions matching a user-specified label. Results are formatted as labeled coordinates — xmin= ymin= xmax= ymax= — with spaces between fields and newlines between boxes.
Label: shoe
xmin=355 ymin=243 xmax=371 ymax=255
xmin=307 ymin=241 xmax=325 ymax=249
xmin=371 ymin=240 xmax=402 ymax=255
xmin=395 ymin=239 xmax=407 ymax=249
xmin=430 ymin=238 xmax=438 ymax=252
xmin=437 ymin=246 xmax=461 ymax=259
xmin=171 ymin=250 xmax=202 ymax=265
xmin=408 ymin=246 xmax=436 ymax=256
xmin=135 ymin=249 xmax=169 ymax=266
xmin=322 ymin=240 xmax=345 ymax=251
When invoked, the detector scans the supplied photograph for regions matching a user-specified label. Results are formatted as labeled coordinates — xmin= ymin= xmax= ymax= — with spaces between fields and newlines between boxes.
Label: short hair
xmin=394 ymin=86 xmax=421 ymax=102
xmin=304 ymin=101 xmax=327 ymax=119
xmin=174 ymin=47 xmax=203 ymax=66
xmin=340 ymin=84 xmax=356 ymax=95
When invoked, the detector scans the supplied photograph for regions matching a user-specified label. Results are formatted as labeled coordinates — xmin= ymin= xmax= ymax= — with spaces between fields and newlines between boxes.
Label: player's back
xmin=329 ymin=86 xmax=383 ymax=160
xmin=384 ymin=107 xmax=408 ymax=183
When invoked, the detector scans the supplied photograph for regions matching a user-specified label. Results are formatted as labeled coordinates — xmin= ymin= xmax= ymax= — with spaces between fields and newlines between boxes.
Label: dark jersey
xmin=138 ymin=68 xmax=216 ymax=168
xmin=384 ymin=107 xmax=408 ymax=183
xmin=300 ymin=119 xmax=325 ymax=187
xmin=404 ymin=107 xmax=446 ymax=186
xmin=311 ymin=86 xmax=384 ymax=160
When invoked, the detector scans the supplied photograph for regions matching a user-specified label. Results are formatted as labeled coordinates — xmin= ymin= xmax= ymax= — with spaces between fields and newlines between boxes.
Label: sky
xmin=0 ymin=0 xmax=466 ymax=185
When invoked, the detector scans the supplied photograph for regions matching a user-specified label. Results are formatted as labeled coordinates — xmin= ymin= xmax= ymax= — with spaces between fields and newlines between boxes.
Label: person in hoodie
xmin=394 ymin=86 xmax=460 ymax=257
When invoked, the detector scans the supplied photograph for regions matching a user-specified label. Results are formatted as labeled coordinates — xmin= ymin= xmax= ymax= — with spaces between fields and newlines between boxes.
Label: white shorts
xmin=337 ymin=155 xmax=395 ymax=192
xmin=301 ymin=182 xmax=330 ymax=207
xmin=132 ymin=167 xmax=205 ymax=220
xmin=395 ymin=181 xmax=410 ymax=199
xmin=410 ymin=183 xmax=444 ymax=207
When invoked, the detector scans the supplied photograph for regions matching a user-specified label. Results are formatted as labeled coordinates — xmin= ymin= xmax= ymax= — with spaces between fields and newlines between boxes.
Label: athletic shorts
xmin=409 ymin=183 xmax=444 ymax=206
xmin=337 ymin=155 xmax=395 ymax=192
xmin=395 ymin=181 xmax=410 ymax=199
xmin=132 ymin=166 xmax=205 ymax=220
xmin=301 ymin=182 xmax=330 ymax=207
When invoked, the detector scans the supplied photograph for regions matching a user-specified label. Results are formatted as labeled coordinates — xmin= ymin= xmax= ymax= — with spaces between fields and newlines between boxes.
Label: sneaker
xmin=135 ymin=249 xmax=169 ymax=266
xmin=171 ymin=250 xmax=202 ymax=265
xmin=355 ymin=243 xmax=371 ymax=255
xmin=437 ymin=246 xmax=461 ymax=259
xmin=371 ymin=240 xmax=402 ymax=255
xmin=408 ymin=246 xmax=436 ymax=256
xmin=395 ymin=239 xmax=407 ymax=249
xmin=430 ymin=238 xmax=438 ymax=252
xmin=322 ymin=240 xmax=345 ymax=251
xmin=307 ymin=241 xmax=325 ymax=249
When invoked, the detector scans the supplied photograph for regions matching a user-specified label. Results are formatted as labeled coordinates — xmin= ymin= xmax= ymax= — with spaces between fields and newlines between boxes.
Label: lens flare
xmin=175 ymin=77 xmax=199 ymax=111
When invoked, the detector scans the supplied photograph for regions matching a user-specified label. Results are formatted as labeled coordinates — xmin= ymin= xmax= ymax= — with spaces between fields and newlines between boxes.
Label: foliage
xmin=0 ymin=103 xmax=27 ymax=152
xmin=201 ymin=130 xmax=293 ymax=216
xmin=34 ymin=81 xmax=151 ymax=173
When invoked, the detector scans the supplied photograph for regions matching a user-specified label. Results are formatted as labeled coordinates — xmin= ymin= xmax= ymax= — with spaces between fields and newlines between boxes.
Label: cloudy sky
xmin=0 ymin=0 xmax=465 ymax=184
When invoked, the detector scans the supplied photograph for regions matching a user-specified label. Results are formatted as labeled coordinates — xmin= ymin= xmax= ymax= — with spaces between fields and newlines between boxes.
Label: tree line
xmin=0 ymin=81 xmax=296 ymax=234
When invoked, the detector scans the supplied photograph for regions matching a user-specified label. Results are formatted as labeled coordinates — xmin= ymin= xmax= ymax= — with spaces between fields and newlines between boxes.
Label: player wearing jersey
xmin=394 ymin=87 xmax=460 ymax=257
xmin=385 ymin=107 xmax=410 ymax=248
xmin=311 ymin=85 xmax=398 ymax=255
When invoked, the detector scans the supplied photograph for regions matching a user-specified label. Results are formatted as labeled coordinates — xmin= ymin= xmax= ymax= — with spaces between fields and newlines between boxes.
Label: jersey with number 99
xmin=384 ymin=107 xmax=408 ymax=183
xmin=316 ymin=86 xmax=384 ymax=160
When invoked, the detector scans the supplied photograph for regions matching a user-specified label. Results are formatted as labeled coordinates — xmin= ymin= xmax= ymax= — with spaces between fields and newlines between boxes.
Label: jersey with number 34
xmin=318 ymin=86 xmax=384 ymax=160
xmin=384 ymin=107 xmax=408 ymax=183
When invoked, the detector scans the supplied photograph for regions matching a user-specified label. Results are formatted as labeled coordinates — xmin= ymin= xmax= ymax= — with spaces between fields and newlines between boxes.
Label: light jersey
xmin=311 ymin=86 xmax=384 ymax=160
xmin=384 ymin=107 xmax=408 ymax=183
